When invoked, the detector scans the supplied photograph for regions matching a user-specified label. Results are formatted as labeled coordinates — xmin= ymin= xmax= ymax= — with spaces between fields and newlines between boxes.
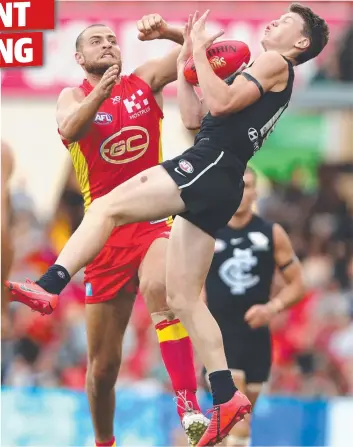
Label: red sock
xmin=155 ymin=318 xmax=201 ymax=418
xmin=95 ymin=437 xmax=115 ymax=447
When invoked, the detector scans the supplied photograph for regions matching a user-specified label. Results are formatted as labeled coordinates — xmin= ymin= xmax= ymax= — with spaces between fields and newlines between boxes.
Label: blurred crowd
xmin=2 ymin=160 xmax=353 ymax=397
xmin=259 ymin=162 xmax=353 ymax=396
xmin=312 ymin=19 xmax=353 ymax=83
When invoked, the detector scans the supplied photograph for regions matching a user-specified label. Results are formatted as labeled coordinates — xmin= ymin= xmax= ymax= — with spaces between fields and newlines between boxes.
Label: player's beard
xmin=85 ymin=59 xmax=122 ymax=76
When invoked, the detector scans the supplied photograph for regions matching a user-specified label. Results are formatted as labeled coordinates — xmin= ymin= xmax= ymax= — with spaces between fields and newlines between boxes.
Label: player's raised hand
xmin=137 ymin=14 xmax=168 ymax=41
xmin=190 ymin=10 xmax=224 ymax=52
xmin=95 ymin=65 xmax=119 ymax=99
xmin=177 ymin=13 xmax=196 ymax=64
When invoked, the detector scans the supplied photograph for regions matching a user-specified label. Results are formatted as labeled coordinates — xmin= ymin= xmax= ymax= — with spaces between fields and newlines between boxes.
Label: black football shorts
xmin=162 ymin=142 xmax=245 ymax=237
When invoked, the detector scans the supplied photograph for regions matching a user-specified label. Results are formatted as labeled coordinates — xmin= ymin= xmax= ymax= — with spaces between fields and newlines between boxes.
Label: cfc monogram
xmin=100 ymin=126 xmax=149 ymax=164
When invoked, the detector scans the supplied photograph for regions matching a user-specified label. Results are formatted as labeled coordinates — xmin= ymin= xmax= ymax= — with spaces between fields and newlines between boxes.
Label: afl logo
xmin=95 ymin=112 xmax=113 ymax=124
xmin=179 ymin=159 xmax=194 ymax=174
xmin=100 ymin=126 xmax=149 ymax=164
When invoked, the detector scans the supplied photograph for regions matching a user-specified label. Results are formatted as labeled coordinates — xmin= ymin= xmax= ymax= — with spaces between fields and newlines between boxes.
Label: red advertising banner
xmin=1 ymin=1 xmax=351 ymax=97
xmin=0 ymin=0 xmax=54 ymax=68
xmin=0 ymin=31 xmax=43 ymax=67
xmin=0 ymin=0 xmax=55 ymax=32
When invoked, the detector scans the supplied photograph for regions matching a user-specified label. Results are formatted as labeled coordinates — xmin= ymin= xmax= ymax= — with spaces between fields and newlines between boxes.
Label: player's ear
xmin=294 ymin=36 xmax=310 ymax=51
xmin=75 ymin=51 xmax=84 ymax=65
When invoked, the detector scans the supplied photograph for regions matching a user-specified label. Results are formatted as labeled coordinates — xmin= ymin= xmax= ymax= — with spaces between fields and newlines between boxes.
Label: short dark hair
xmin=289 ymin=3 xmax=329 ymax=64
xmin=75 ymin=24 xmax=108 ymax=51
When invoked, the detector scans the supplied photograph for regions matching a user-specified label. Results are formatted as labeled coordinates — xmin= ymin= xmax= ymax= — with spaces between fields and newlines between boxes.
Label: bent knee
xmin=87 ymin=196 xmax=125 ymax=226
xmin=166 ymin=293 xmax=191 ymax=314
xmin=87 ymin=357 xmax=121 ymax=392
xmin=86 ymin=196 xmax=111 ymax=218
xmin=140 ymin=278 xmax=166 ymax=311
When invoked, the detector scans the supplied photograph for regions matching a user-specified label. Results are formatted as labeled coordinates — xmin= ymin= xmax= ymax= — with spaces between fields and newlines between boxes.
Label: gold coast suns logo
xmin=209 ymin=56 xmax=227 ymax=70
xmin=100 ymin=126 xmax=149 ymax=164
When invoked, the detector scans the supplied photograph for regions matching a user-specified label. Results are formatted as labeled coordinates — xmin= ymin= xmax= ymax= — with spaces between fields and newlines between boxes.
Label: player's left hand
xmin=137 ymin=14 xmax=168 ymax=41
xmin=190 ymin=10 xmax=224 ymax=52
xmin=244 ymin=303 xmax=277 ymax=329
xmin=178 ymin=13 xmax=196 ymax=65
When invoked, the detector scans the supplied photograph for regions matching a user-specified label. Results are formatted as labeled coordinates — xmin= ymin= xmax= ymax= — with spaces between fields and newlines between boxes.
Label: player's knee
xmin=87 ymin=357 xmax=121 ymax=394
xmin=140 ymin=277 xmax=167 ymax=313
xmin=87 ymin=196 xmax=111 ymax=219
xmin=166 ymin=293 xmax=190 ymax=314
xmin=87 ymin=195 xmax=127 ymax=227
xmin=86 ymin=196 xmax=115 ymax=221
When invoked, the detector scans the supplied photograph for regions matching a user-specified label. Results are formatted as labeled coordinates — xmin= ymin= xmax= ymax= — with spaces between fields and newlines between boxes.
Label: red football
xmin=184 ymin=40 xmax=251 ymax=86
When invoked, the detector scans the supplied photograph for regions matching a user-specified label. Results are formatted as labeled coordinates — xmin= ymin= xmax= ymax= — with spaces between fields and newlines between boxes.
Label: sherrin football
xmin=184 ymin=40 xmax=251 ymax=86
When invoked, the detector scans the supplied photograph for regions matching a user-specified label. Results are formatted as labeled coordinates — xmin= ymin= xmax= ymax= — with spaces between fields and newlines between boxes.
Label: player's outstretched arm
xmin=269 ymin=223 xmax=306 ymax=312
xmin=177 ymin=67 xmax=205 ymax=130
xmin=194 ymin=50 xmax=288 ymax=116
xmin=134 ymin=14 xmax=184 ymax=92
xmin=57 ymin=65 xmax=119 ymax=141
xmin=176 ymin=14 xmax=206 ymax=130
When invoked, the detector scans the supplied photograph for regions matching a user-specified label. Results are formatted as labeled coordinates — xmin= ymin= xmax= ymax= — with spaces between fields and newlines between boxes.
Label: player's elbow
xmin=184 ymin=120 xmax=201 ymax=130
xmin=181 ymin=114 xmax=201 ymax=130
xmin=209 ymin=100 xmax=232 ymax=117
xmin=298 ymin=279 xmax=306 ymax=300
xmin=58 ymin=122 xmax=84 ymax=142
xmin=58 ymin=127 xmax=75 ymax=142
xmin=210 ymin=99 xmax=244 ymax=116
xmin=294 ymin=272 xmax=306 ymax=301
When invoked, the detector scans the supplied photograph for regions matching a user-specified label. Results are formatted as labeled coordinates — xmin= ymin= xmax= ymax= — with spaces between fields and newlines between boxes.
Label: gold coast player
xmin=7 ymin=4 xmax=329 ymax=445
xmin=7 ymin=15 xmax=209 ymax=447
xmin=204 ymin=167 xmax=305 ymax=446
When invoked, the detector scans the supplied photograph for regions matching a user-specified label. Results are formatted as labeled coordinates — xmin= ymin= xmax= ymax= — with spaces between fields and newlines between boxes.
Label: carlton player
xmin=7 ymin=15 xmax=209 ymax=447
xmin=204 ymin=167 xmax=305 ymax=446
xmin=7 ymin=5 xmax=329 ymax=445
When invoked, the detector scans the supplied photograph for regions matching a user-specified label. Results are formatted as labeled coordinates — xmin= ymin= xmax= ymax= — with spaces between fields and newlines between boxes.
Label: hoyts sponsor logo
xmin=0 ymin=0 xmax=55 ymax=68
xmin=95 ymin=112 xmax=113 ymax=125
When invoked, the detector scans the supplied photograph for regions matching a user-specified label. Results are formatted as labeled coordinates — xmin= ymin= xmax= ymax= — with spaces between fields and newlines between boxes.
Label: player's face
xmin=76 ymin=26 xmax=122 ymax=76
xmin=235 ymin=171 xmax=257 ymax=215
xmin=261 ymin=12 xmax=310 ymax=54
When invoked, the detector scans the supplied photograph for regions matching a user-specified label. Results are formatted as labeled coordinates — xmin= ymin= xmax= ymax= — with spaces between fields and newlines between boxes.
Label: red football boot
xmin=197 ymin=391 xmax=252 ymax=446
xmin=5 ymin=279 xmax=58 ymax=316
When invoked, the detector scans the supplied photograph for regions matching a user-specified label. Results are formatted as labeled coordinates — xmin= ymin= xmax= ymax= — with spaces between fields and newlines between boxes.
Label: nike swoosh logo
xmin=174 ymin=167 xmax=186 ymax=177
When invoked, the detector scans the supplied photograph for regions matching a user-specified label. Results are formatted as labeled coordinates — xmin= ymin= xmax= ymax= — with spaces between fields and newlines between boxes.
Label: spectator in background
xmin=338 ymin=21 xmax=353 ymax=82
xmin=311 ymin=19 xmax=353 ymax=83
xmin=4 ymin=161 xmax=353 ymax=398
xmin=49 ymin=167 xmax=84 ymax=256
